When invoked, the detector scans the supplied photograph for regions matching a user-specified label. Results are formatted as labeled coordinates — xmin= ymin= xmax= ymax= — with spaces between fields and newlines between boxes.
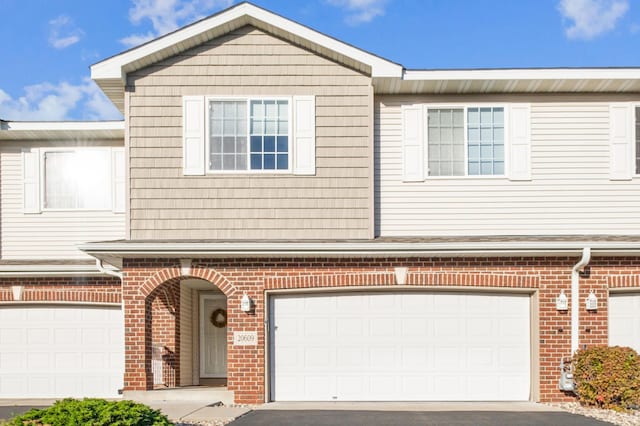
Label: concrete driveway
xmin=228 ymin=403 xmax=613 ymax=426
xmin=0 ymin=405 xmax=47 ymax=421
xmin=228 ymin=409 xmax=612 ymax=426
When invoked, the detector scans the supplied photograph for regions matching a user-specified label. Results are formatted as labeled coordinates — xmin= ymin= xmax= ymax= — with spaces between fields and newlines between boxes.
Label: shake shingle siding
xmin=127 ymin=26 xmax=372 ymax=239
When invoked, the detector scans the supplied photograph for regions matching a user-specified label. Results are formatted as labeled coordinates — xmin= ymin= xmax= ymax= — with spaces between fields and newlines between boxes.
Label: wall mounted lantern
xmin=240 ymin=292 xmax=252 ymax=312
xmin=585 ymin=290 xmax=598 ymax=311
xmin=556 ymin=289 xmax=568 ymax=311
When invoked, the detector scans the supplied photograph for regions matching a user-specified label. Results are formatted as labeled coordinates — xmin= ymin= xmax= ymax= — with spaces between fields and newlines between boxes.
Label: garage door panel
xmin=271 ymin=292 xmax=530 ymax=401
xmin=610 ymin=293 xmax=640 ymax=353
xmin=0 ymin=305 xmax=124 ymax=398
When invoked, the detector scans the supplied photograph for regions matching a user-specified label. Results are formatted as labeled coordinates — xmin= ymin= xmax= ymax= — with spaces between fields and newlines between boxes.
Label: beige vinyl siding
xmin=377 ymin=95 xmax=640 ymax=236
xmin=0 ymin=141 xmax=125 ymax=260
xmin=128 ymin=26 xmax=372 ymax=239
xmin=180 ymin=285 xmax=193 ymax=386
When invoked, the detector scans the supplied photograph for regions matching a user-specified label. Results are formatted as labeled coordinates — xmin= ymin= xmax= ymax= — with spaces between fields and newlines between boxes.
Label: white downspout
xmin=95 ymin=258 xmax=125 ymax=395
xmin=571 ymin=247 xmax=591 ymax=354
xmin=95 ymin=258 xmax=124 ymax=280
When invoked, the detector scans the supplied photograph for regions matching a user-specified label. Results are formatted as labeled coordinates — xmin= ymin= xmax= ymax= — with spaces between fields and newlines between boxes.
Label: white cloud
xmin=120 ymin=0 xmax=233 ymax=47
xmin=559 ymin=0 xmax=629 ymax=40
xmin=0 ymin=79 xmax=122 ymax=121
xmin=327 ymin=0 xmax=388 ymax=25
xmin=48 ymin=15 xmax=84 ymax=49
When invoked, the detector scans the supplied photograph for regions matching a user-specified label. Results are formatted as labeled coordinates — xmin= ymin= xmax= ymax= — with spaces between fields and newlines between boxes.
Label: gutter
xmin=571 ymin=247 xmax=591 ymax=354
xmin=78 ymin=240 xmax=640 ymax=259
xmin=0 ymin=263 xmax=115 ymax=277
xmin=95 ymin=258 xmax=124 ymax=280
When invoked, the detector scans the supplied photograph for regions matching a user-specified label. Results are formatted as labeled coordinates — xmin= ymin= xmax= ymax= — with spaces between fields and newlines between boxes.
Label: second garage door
xmin=269 ymin=292 xmax=530 ymax=401
xmin=0 ymin=304 xmax=124 ymax=398
xmin=609 ymin=293 xmax=640 ymax=353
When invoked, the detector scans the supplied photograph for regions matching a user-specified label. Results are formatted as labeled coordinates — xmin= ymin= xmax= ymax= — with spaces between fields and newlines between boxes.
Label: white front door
xmin=270 ymin=292 xmax=531 ymax=401
xmin=0 ymin=304 xmax=124 ymax=398
xmin=609 ymin=293 xmax=640 ymax=353
xmin=200 ymin=295 xmax=227 ymax=378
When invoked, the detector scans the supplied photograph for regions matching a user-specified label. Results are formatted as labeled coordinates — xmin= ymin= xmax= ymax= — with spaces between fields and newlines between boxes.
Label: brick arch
xmin=138 ymin=266 xmax=238 ymax=297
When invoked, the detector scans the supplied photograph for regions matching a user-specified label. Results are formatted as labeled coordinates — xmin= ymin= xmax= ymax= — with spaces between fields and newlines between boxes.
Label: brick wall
xmin=0 ymin=276 xmax=121 ymax=303
xmin=150 ymin=281 xmax=180 ymax=387
xmin=121 ymin=256 xmax=640 ymax=404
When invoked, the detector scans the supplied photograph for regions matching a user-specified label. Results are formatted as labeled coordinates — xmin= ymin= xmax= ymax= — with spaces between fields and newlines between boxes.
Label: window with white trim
xmin=42 ymin=149 xmax=111 ymax=210
xmin=184 ymin=95 xmax=315 ymax=176
xmin=402 ymin=103 xmax=529 ymax=182
xmin=208 ymin=98 xmax=290 ymax=171
xmin=22 ymin=147 xmax=123 ymax=214
xmin=427 ymin=107 xmax=504 ymax=176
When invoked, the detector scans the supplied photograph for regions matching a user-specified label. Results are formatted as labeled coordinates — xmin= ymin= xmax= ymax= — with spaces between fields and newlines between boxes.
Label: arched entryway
xmin=124 ymin=265 xmax=237 ymax=392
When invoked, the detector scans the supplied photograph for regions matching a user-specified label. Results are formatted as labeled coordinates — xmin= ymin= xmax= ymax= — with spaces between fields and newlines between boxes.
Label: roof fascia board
xmin=91 ymin=3 xmax=402 ymax=81
xmin=79 ymin=241 xmax=640 ymax=258
xmin=4 ymin=121 xmax=124 ymax=131
xmin=403 ymin=68 xmax=640 ymax=81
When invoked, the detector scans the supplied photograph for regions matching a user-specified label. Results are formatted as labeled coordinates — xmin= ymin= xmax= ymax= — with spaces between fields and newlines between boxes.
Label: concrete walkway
xmin=145 ymin=401 xmax=251 ymax=423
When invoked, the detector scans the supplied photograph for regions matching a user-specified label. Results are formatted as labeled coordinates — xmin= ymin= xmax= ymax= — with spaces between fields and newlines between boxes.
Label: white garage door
xmin=270 ymin=292 xmax=530 ymax=401
xmin=609 ymin=293 xmax=640 ymax=353
xmin=0 ymin=304 xmax=124 ymax=398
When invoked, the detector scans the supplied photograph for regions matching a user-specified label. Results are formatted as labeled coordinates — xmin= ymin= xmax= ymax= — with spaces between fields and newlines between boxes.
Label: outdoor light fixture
xmin=394 ymin=267 xmax=408 ymax=285
xmin=240 ymin=292 xmax=252 ymax=312
xmin=11 ymin=285 xmax=24 ymax=301
xmin=556 ymin=289 xmax=568 ymax=311
xmin=585 ymin=290 xmax=598 ymax=311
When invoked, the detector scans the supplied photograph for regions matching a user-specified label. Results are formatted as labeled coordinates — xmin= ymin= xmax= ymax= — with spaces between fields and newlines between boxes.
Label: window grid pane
xmin=250 ymin=99 xmax=289 ymax=170
xmin=44 ymin=151 xmax=110 ymax=210
xmin=467 ymin=107 xmax=504 ymax=176
xmin=427 ymin=108 xmax=464 ymax=176
xmin=209 ymin=100 xmax=247 ymax=171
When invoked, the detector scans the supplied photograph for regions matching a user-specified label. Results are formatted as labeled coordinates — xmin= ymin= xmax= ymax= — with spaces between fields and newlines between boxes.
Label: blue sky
xmin=0 ymin=0 xmax=638 ymax=121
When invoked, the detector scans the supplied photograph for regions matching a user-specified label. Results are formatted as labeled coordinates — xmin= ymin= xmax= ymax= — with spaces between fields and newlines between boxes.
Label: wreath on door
xmin=210 ymin=308 xmax=227 ymax=328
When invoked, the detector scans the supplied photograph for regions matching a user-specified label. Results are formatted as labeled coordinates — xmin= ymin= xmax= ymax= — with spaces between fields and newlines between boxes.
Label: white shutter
xmin=183 ymin=96 xmax=205 ymax=175
xmin=112 ymin=148 xmax=125 ymax=213
xmin=23 ymin=148 xmax=40 ymax=214
xmin=402 ymin=105 xmax=424 ymax=181
xmin=609 ymin=103 xmax=633 ymax=181
xmin=293 ymin=96 xmax=316 ymax=175
xmin=508 ymin=104 xmax=531 ymax=181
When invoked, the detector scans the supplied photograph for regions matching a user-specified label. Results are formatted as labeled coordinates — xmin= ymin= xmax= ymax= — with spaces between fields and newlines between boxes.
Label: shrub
xmin=573 ymin=346 xmax=640 ymax=411
xmin=7 ymin=398 xmax=173 ymax=426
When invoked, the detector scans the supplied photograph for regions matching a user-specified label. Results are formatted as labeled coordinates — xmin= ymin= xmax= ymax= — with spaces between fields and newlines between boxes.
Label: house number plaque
xmin=233 ymin=331 xmax=258 ymax=346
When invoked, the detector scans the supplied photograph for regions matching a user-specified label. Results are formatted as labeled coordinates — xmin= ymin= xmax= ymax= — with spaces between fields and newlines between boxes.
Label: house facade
xmin=1 ymin=2 xmax=640 ymax=404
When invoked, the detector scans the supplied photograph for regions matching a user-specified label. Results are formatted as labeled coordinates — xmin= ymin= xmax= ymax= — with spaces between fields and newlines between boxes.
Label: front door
xmin=200 ymin=294 xmax=227 ymax=378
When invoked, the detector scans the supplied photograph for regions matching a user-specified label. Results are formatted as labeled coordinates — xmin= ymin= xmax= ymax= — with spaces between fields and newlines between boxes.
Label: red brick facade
xmin=1 ymin=258 xmax=636 ymax=404
xmin=0 ymin=276 xmax=121 ymax=303
xmin=118 ymin=255 xmax=640 ymax=404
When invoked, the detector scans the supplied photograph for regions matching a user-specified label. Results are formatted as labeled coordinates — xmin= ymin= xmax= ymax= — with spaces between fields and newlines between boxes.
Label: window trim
xmin=423 ymin=103 xmax=510 ymax=179
xmin=39 ymin=147 xmax=115 ymax=212
xmin=205 ymin=96 xmax=293 ymax=174
xmin=634 ymin=103 xmax=640 ymax=177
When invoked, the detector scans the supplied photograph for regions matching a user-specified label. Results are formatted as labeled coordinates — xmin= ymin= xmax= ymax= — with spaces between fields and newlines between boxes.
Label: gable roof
xmin=92 ymin=2 xmax=640 ymax=112
xmin=91 ymin=2 xmax=403 ymax=111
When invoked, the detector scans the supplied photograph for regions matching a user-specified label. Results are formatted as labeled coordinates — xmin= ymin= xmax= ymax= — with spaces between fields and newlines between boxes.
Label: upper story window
xmin=22 ymin=146 xmax=124 ymax=214
xmin=401 ymin=103 xmax=530 ymax=182
xmin=427 ymin=107 xmax=504 ymax=176
xmin=184 ymin=95 xmax=315 ymax=176
xmin=208 ymin=98 xmax=290 ymax=172
xmin=43 ymin=150 xmax=111 ymax=210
